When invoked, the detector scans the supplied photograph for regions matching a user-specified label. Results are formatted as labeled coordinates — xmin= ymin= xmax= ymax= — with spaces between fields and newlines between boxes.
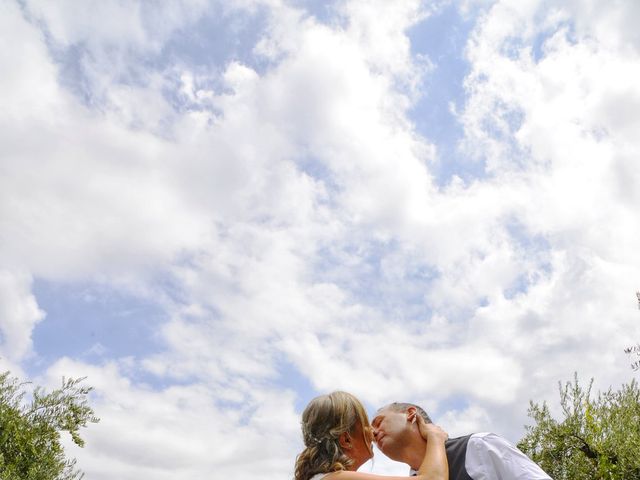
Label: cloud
xmin=0 ymin=2 xmax=210 ymax=281
xmin=0 ymin=271 xmax=45 ymax=362
xmin=44 ymin=357 xmax=300 ymax=480
xmin=448 ymin=0 xmax=640 ymax=428
xmin=24 ymin=0 xmax=210 ymax=53
xmin=2 ymin=0 xmax=640 ymax=478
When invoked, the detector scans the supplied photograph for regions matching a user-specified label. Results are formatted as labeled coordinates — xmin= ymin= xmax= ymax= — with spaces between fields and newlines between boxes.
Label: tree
xmin=518 ymin=374 xmax=640 ymax=479
xmin=0 ymin=371 xmax=99 ymax=480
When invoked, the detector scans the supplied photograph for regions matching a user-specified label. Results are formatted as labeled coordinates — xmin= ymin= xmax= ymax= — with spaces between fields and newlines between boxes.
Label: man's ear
xmin=338 ymin=431 xmax=352 ymax=450
xmin=406 ymin=406 xmax=418 ymax=424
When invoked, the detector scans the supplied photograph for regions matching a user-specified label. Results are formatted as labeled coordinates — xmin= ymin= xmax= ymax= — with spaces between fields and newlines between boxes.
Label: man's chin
xmin=376 ymin=435 xmax=389 ymax=451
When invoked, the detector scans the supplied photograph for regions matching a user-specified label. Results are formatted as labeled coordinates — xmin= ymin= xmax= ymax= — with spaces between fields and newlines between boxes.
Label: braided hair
xmin=294 ymin=391 xmax=372 ymax=480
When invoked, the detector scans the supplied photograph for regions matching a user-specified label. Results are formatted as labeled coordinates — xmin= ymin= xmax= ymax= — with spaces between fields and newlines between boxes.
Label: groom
xmin=371 ymin=402 xmax=551 ymax=480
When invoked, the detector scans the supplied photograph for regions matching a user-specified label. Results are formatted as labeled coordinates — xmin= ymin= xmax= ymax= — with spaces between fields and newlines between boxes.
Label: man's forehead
xmin=372 ymin=405 xmax=392 ymax=421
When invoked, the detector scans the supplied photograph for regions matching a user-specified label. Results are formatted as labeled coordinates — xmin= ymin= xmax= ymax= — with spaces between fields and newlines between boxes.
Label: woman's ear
xmin=338 ymin=431 xmax=352 ymax=449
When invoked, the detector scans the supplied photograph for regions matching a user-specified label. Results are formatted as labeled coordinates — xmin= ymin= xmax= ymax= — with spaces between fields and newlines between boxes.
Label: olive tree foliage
xmin=0 ymin=371 xmax=99 ymax=480
xmin=518 ymin=374 xmax=640 ymax=480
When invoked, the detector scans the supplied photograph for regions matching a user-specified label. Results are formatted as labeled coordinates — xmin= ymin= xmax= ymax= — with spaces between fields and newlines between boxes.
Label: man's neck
xmin=405 ymin=438 xmax=429 ymax=471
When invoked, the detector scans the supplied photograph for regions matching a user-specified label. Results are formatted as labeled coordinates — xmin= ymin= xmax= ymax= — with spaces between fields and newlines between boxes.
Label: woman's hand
xmin=417 ymin=416 xmax=448 ymax=443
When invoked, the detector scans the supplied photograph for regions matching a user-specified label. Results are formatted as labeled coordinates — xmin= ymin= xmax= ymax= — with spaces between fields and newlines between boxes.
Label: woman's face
xmin=346 ymin=420 xmax=374 ymax=470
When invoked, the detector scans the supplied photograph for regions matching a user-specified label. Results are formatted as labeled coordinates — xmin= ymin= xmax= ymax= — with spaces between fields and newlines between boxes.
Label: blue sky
xmin=2 ymin=1 xmax=640 ymax=478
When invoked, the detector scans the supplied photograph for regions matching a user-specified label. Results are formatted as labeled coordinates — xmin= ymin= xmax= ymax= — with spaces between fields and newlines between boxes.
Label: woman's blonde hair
xmin=294 ymin=391 xmax=372 ymax=480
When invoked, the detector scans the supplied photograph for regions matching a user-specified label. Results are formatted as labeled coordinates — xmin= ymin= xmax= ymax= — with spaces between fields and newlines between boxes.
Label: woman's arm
xmin=414 ymin=419 xmax=448 ymax=480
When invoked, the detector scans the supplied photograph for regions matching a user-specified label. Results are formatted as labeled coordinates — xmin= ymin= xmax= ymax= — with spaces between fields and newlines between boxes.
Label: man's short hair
xmin=380 ymin=402 xmax=432 ymax=424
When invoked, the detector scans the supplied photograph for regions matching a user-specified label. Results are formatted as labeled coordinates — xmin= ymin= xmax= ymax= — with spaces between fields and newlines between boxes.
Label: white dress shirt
xmin=464 ymin=433 xmax=551 ymax=479
xmin=410 ymin=432 xmax=552 ymax=480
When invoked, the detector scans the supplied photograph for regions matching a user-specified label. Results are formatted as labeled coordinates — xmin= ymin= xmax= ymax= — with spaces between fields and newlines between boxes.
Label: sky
xmin=1 ymin=0 xmax=640 ymax=478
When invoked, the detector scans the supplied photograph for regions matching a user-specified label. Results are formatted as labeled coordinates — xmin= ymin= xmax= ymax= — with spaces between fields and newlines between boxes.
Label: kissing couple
xmin=294 ymin=391 xmax=552 ymax=480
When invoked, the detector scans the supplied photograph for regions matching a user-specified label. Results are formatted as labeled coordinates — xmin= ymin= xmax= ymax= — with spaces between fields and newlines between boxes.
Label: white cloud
xmin=44 ymin=357 xmax=300 ymax=480
xmin=445 ymin=0 xmax=640 ymax=431
xmin=0 ymin=3 xmax=211 ymax=281
xmin=0 ymin=1 xmax=64 ymax=119
xmin=2 ymin=0 xmax=640 ymax=477
xmin=439 ymin=405 xmax=492 ymax=438
xmin=24 ymin=0 xmax=208 ymax=51
xmin=0 ymin=271 xmax=45 ymax=361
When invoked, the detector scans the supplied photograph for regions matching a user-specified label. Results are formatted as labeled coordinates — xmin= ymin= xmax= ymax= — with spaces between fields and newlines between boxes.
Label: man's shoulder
xmin=446 ymin=433 xmax=521 ymax=461
xmin=465 ymin=432 xmax=553 ymax=479
xmin=469 ymin=432 xmax=501 ymax=439
xmin=446 ymin=432 xmax=502 ymax=446
xmin=466 ymin=432 xmax=522 ymax=452
xmin=444 ymin=433 xmax=474 ymax=452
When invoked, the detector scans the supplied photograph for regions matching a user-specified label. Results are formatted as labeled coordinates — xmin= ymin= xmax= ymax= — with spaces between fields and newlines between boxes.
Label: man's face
xmin=371 ymin=407 xmax=414 ymax=462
